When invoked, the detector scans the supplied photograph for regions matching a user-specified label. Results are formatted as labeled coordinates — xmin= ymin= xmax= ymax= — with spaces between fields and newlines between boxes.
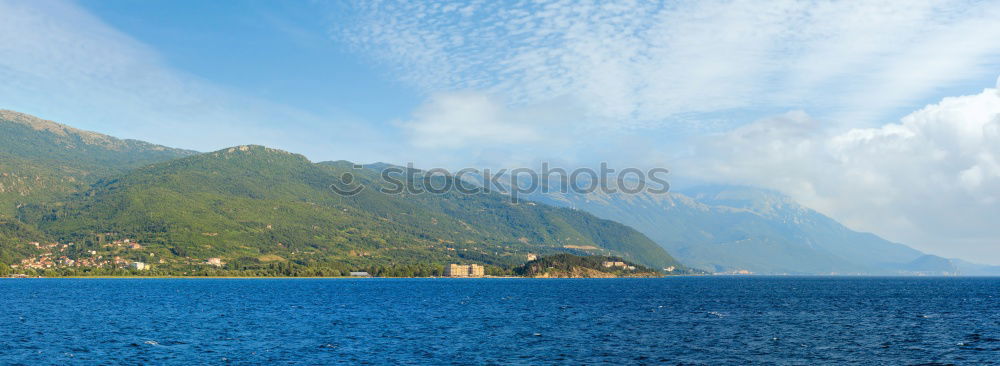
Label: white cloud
xmin=336 ymin=0 xmax=1000 ymax=129
xmin=394 ymin=91 xmax=612 ymax=169
xmin=685 ymin=85 xmax=1000 ymax=262
xmin=400 ymin=92 xmax=542 ymax=149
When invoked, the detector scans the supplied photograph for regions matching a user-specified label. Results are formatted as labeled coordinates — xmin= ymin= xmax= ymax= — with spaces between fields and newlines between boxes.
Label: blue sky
xmin=2 ymin=0 xmax=1000 ymax=263
xmin=78 ymin=0 xmax=419 ymax=123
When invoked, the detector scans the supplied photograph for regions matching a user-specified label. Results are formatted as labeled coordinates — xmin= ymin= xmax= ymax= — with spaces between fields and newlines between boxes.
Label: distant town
xmin=14 ymin=239 xmax=151 ymax=271
xmin=9 ymin=237 xmax=245 ymax=276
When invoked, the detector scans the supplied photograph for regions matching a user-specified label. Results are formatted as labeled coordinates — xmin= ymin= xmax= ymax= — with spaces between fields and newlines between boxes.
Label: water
xmin=1 ymin=277 xmax=998 ymax=364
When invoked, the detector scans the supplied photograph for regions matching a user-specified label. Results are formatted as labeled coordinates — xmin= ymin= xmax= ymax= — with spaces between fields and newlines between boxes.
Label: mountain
xmin=12 ymin=144 xmax=681 ymax=275
xmin=0 ymin=110 xmax=195 ymax=215
xmin=950 ymin=259 xmax=1000 ymax=276
xmin=882 ymin=254 xmax=958 ymax=275
xmin=3 ymin=109 xmax=987 ymax=276
xmin=523 ymin=183 xmax=961 ymax=274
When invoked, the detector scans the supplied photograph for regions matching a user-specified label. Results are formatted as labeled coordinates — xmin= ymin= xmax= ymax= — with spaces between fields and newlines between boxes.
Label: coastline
xmin=3 ymin=275 xmax=688 ymax=279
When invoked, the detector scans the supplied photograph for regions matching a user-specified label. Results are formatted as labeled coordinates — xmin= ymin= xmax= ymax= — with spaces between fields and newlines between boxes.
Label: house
xmin=349 ymin=271 xmax=371 ymax=277
xmin=130 ymin=262 xmax=148 ymax=270
xmin=526 ymin=253 xmax=538 ymax=261
xmin=206 ymin=258 xmax=224 ymax=267
xmin=444 ymin=264 xmax=485 ymax=277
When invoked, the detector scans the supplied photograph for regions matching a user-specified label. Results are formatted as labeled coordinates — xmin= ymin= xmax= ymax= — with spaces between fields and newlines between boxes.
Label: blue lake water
xmin=1 ymin=277 xmax=998 ymax=364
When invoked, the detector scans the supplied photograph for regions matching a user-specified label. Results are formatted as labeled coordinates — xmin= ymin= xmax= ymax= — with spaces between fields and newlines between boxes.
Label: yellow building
xmin=470 ymin=264 xmax=485 ymax=277
xmin=444 ymin=264 xmax=485 ymax=277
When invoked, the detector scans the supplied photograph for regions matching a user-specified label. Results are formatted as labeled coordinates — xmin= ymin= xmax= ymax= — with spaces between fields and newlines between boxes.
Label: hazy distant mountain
xmin=524 ymin=183 xmax=968 ymax=274
xmin=950 ymin=259 xmax=1000 ymax=276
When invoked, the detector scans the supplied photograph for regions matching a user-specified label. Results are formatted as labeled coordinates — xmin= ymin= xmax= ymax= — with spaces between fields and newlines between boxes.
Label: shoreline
xmin=3 ymin=275 xmax=685 ymax=279
xmin=6 ymin=274 xmax=994 ymax=279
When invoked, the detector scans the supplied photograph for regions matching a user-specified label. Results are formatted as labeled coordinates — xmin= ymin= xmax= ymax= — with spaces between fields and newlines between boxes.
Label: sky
xmin=1 ymin=0 xmax=1000 ymax=263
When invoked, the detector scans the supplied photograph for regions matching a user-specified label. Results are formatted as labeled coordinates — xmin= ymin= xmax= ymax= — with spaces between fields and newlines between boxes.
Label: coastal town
xmin=12 ymin=239 xmax=150 ymax=271
xmin=7 ymin=237 xmax=229 ymax=275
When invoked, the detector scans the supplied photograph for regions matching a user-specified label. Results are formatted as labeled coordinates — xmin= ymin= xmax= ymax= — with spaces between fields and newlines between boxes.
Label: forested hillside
xmin=0 ymin=110 xmax=195 ymax=215
xmin=12 ymin=145 xmax=680 ymax=276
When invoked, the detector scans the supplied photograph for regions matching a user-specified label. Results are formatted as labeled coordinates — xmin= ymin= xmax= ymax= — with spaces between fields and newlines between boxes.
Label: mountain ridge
xmin=0 ymin=110 xmax=196 ymax=216
xmin=4 ymin=127 xmax=681 ymax=275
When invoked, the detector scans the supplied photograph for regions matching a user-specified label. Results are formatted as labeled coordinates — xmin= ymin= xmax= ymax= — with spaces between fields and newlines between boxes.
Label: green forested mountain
xmin=12 ymin=144 xmax=680 ymax=275
xmin=0 ymin=110 xmax=195 ymax=215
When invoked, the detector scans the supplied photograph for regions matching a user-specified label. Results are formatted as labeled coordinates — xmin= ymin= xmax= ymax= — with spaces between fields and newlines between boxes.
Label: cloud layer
xmin=338 ymin=0 xmax=1000 ymax=131
xmin=399 ymin=92 xmax=542 ymax=149
xmin=686 ymin=86 xmax=1000 ymax=261
xmin=338 ymin=0 xmax=1000 ymax=262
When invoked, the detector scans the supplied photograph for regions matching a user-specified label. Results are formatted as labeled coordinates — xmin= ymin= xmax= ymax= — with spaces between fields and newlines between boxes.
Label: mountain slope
xmin=951 ymin=259 xmax=1000 ymax=275
xmin=15 ymin=146 xmax=680 ymax=273
xmin=0 ymin=216 xmax=51 ymax=275
xmin=524 ymin=184 xmax=948 ymax=274
xmin=0 ymin=110 xmax=196 ymax=215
